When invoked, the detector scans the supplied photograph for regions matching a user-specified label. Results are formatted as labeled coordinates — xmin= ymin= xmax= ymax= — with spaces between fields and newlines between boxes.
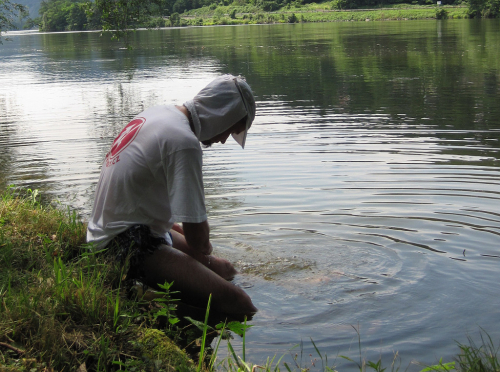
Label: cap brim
xmin=231 ymin=116 xmax=251 ymax=149
xmin=232 ymin=129 xmax=247 ymax=149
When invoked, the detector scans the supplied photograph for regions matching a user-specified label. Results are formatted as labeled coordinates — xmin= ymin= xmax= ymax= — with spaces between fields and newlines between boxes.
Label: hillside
xmin=15 ymin=0 xmax=42 ymax=19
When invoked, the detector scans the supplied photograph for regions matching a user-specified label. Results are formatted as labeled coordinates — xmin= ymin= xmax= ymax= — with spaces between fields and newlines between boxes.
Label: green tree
xmin=87 ymin=0 xmax=174 ymax=41
xmin=38 ymin=0 xmax=88 ymax=31
xmin=67 ymin=2 xmax=86 ymax=30
xmin=467 ymin=0 xmax=500 ymax=17
xmin=0 ymin=0 xmax=27 ymax=43
xmin=467 ymin=0 xmax=485 ymax=16
xmin=481 ymin=0 xmax=500 ymax=16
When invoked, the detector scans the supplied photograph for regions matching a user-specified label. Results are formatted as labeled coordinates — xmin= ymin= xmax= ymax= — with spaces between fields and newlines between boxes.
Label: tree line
xmin=1 ymin=0 xmax=499 ymax=41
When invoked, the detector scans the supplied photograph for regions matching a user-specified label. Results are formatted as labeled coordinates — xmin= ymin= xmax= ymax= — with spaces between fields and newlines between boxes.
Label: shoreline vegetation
xmin=2 ymin=0 xmax=498 ymax=46
xmin=165 ymin=4 xmax=470 ymax=27
xmin=1 ymin=187 xmax=500 ymax=371
xmin=6 ymin=1 xmax=500 ymax=39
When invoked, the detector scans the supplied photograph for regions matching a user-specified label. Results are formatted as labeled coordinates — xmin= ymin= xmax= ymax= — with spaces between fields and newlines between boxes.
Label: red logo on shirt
xmin=105 ymin=117 xmax=146 ymax=167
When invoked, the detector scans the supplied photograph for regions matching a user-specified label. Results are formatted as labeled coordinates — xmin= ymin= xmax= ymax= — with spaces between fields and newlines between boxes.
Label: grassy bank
xmin=1 ymin=187 xmax=499 ymax=372
xmin=0 ymin=187 xmax=196 ymax=371
xmin=166 ymin=4 xmax=468 ymax=27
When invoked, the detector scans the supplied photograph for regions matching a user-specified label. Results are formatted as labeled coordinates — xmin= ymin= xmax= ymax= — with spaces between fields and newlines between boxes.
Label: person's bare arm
xmin=182 ymin=220 xmax=213 ymax=255
xmin=170 ymin=228 xmax=237 ymax=280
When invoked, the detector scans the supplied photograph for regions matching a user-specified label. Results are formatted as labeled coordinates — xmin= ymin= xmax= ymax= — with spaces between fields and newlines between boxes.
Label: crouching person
xmin=87 ymin=75 xmax=258 ymax=319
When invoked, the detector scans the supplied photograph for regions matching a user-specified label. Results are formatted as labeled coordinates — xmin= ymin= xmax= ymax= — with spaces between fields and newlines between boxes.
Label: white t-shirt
xmin=87 ymin=105 xmax=207 ymax=249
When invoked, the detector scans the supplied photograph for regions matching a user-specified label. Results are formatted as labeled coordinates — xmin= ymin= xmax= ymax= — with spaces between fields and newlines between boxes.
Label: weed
xmin=456 ymin=329 xmax=500 ymax=372
xmin=421 ymin=358 xmax=456 ymax=372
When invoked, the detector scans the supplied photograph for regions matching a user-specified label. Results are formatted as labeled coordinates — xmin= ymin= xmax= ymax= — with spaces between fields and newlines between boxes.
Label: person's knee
xmin=239 ymin=292 xmax=257 ymax=316
xmin=223 ymin=287 xmax=257 ymax=318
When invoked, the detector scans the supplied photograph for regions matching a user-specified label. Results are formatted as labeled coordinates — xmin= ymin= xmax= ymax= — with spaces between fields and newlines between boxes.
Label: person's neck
xmin=176 ymin=105 xmax=190 ymax=120
xmin=176 ymin=105 xmax=195 ymax=134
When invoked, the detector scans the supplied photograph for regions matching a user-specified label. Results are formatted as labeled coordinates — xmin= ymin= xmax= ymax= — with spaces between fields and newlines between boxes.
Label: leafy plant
xmin=420 ymin=359 xmax=456 ymax=372
xmin=152 ymin=281 xmax=181 ymax=326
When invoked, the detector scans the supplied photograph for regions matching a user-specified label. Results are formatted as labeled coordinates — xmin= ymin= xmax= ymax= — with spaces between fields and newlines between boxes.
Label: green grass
xmin=0 ymin=187 xmax=195 ymax=371
xmin=179 ymin=4 xmax=468 ymax=26
xmin=0 ymin=187 xmax=499 ymax=372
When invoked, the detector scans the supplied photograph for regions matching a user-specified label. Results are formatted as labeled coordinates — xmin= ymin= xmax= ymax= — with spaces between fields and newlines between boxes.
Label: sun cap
xmin=183 ymin=75 xmax=256 ymax=149
xmin=231 ymin=77 xmax=256 ymax=149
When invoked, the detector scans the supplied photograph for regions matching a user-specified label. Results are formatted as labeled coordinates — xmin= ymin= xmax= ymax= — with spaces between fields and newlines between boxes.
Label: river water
xmin=1 ymin=20 xmax=499 ymax=370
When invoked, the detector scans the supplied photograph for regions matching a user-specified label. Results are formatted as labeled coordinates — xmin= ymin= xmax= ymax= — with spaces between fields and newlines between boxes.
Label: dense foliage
xmin=467 ymin=0 xmax=500 ymax=16
xmin=28 ymin=0 xmax=499 ymax=36
xmin=38 ymin=0 xmax=91 ymax=31
xmin=1 ymin=0 xmax=497 ymax=43
xmin=88 ymin=0 xmax=170 ymax=37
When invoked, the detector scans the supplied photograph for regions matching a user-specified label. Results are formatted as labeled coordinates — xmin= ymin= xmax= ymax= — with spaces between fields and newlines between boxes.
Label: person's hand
xmin=202 ymin=241 xmax=213 ymax=255
xmin=206 ymin=256 xmax=238 ymax=280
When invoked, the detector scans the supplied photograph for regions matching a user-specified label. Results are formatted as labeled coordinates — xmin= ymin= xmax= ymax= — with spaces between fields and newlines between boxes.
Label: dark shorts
xmin=106 ymin=225 xmax=171 ymax=284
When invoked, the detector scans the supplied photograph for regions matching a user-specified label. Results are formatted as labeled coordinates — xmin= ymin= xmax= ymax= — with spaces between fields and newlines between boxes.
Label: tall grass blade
xmin=197 ymin=293 xmax=212 ymax=372
xmin=228 ymin=340 xmax=243 ymax=370
xmin=243 ymin=316 xmax=247 ymax=363
xmin=311 ymin=338 xmax=325 ymax=372
xmin=273 ymin=352 xmax=287 ymax=372
xmin=210 ymin=321 xmax=227 ymax=369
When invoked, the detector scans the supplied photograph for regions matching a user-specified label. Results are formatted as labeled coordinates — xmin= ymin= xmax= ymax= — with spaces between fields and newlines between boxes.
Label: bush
xmin=145 ymin=16 xmax=165 ymax=27
xmin=483 ymin=0 xmax=500 ymax=16
xmin=261 ymin=0 xmax=281 ymax=10
xmin=436 ymin=7 xmax=448 ymax=17
xmin=287 ymin=12 xmax=298 ymax=22
xmin=217 ymin=16 xmax=233 ymax=23
xmin=214 ymin=7 xmax=225 ymax=16
xmin=173 ymin=0 xmax=192 ymax=13
xmin=331 ymin=0 xmax=353 ymax=9
xmin=169 ymin=12 xmax=181 ymax=26
xmin=466 ymin=0 xmax=500 ymax=17
xmin=229 ymin=8 xmax=237 ymax=17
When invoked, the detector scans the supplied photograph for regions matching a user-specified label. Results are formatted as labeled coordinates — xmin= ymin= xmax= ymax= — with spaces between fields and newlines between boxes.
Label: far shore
xmin=7 ymin=4 xmax=471 ymax=37
xmin=176 ymin=4 xmax=469 ymax=27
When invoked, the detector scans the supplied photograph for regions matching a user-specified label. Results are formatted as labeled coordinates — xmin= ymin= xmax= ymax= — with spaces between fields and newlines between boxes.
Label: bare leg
xmin=141 ymin=245 xmax=257 ymax=319
xmin=170 ymin=229 xmax=237 ymax=280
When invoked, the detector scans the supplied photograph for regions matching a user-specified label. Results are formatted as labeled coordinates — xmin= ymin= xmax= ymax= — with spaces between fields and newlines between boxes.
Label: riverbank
xmin=1 ymin=188 xmax=499 ymax=371
xmin=170 ymin=4 xmax=468 ymax=27
xmin=0 ymin=188 xmax=198 ymax=371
